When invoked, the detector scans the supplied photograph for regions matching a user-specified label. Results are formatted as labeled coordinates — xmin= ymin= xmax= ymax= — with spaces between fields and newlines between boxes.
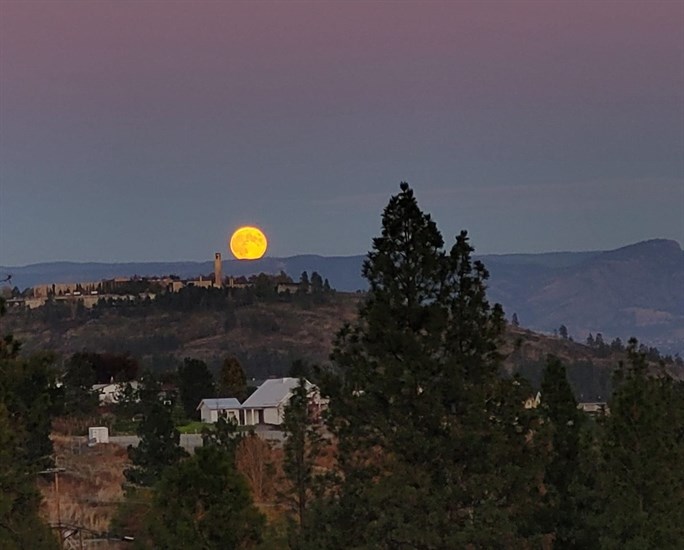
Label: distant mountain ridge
xmin=2 ymin=239 xmax=683 ymax=354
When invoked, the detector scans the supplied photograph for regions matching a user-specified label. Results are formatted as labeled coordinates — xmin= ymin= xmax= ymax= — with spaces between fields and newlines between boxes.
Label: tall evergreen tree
xmin=202 ymin=415 xmax=242 ymax=459
xmin=538 ymin=355 xmax=584 ymax=548
xmin=62 ymin=353 xmax=99 ymax=416
xmin=125 ymin=375 xmax=187 ymax=487
xmin=145 ymin=446 xmax=265 ymax=550
xmin=282 ymin=378 xmax=322 ymax=535
xmin=217 ymin=356 xmax=247 ymax=400
xmin=590 ymin=339 xmax=684 ymax=548
xmin=177 ymin=358 xmax=215 ymax=419
xmin=305 ymin=183 xmax=546 ymax=548
xmin=0 ymin=298 xmax=59 ymax=549
xmin=298 ymin=272 xmax=310 ymax=294
xmin=310 ymin=272 xmax=323 ymax=293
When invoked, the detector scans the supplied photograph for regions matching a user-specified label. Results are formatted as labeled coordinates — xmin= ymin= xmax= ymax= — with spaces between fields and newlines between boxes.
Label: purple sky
xmin=1 ymin=0 xmax=682 ymax=265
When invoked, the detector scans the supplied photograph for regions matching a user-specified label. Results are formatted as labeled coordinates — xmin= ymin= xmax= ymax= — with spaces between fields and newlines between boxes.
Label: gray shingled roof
xmin=196 ymin=398 xmax=241 ymax=411
xmin=241 ymin=378 xmax=310 ymax=408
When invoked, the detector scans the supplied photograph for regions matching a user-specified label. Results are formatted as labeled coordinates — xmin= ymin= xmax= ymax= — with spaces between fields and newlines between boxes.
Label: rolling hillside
xmin=3 ymin=291 xmax=681 ymax=403
xmin=2 ymin=239 xmax=682 ymax=353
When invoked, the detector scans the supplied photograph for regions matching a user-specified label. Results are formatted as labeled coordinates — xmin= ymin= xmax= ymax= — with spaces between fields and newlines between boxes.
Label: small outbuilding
xmin=197 ymin=398 xmax=242 ymax=423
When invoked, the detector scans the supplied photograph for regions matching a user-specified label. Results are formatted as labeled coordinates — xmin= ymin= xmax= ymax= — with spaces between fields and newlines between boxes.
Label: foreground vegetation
xmin=2 ymin=184 xmax=683 ymax=548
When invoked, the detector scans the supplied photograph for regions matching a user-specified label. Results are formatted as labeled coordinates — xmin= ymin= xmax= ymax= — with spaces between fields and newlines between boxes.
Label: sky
xmin=1 ymin=0 xmax=682 ymax=266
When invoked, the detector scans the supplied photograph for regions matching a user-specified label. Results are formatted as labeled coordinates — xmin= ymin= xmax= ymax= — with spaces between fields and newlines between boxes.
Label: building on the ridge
xmin=275 ymin=282 xmax=301 ymax=294
xmin=214 ymin=252 xmax=223 ymax=287
xmin=227 ymin=276 xmax=252 ymax=289
xmin=186 ymin=275 xmax=213 ymax=289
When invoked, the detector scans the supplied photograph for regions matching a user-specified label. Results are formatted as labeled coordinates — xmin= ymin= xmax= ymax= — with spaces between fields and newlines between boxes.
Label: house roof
xmin=242 ymin=378 xmax=310 ymax=409
xmin=197 ymin=398 xmax=241 ymax=411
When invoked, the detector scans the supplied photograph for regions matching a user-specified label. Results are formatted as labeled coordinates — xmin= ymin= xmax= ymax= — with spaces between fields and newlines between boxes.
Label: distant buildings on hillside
xmin=3 ymin=251 xmax=328 ymax=311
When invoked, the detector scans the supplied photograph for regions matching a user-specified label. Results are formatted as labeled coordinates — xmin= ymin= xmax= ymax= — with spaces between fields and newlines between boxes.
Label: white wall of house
xmin=199 ymin=406 xmax=240 ymax=423
xmin=263 ymin=407 xmax=280 ymax=425
xmin=200 ymin=407 xmax=218 ymax=423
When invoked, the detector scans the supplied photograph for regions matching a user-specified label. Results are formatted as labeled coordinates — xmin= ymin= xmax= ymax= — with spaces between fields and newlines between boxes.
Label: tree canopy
xmin=145 ymin=446 xmax=265 ymax=549
xmin=305 ymin=183 xmax=545 ymax=547
xmin=0 ymin=298 xmax=59 ymax=549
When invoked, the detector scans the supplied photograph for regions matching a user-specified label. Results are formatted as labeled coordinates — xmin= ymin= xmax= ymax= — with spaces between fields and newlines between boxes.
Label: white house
xmin=197 ymin=398 xmax=242 ymax=423
xmin=241 ymin=377 xmax=319 ymax=426
xmin=92 ymin=381 xmax=139 ymax=404
xmin=524 ymin=391 xmax=541 ymax=409
xmin=578 ymin=402 xmax=609 ymax=416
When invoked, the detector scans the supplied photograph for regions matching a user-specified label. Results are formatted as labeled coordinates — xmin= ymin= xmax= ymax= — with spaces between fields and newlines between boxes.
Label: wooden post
xmin=55 ymin=470 xmax=62 ymax=549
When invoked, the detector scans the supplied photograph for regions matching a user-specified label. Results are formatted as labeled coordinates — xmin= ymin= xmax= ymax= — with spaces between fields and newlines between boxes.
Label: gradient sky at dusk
xmin=1 ymin=0 xmax=682 ymax=265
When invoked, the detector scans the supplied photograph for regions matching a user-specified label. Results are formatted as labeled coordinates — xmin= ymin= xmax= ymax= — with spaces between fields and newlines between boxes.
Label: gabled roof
xmin=196 ymin=398 xmax=241 ymax=411
xmin=242 ymin=378 xmax=311 ymax=409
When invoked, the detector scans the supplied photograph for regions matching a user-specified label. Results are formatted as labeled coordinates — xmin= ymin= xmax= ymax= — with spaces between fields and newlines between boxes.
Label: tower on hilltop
xmin=214 ymin=252 xmax=223 ymax=287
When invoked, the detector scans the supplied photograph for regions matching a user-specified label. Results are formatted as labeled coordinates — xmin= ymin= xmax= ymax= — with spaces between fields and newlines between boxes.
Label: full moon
xmin=229 ymin=226 xmax=268 ymax=260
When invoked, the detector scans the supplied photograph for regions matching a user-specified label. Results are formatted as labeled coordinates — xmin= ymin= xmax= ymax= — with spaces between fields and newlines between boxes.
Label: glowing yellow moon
xmin=230 ymin=226 xmax=268 ymax=260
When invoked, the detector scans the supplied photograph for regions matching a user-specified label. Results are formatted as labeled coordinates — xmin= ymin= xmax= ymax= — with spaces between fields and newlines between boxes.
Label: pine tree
xmin=125 ymin=375 xmax=187 ymax=487
xmin=217 ymin=356 xmax=247 ymax=400
xmin=282 ymin=378 xmax=322 ymax=536
xmin=62 ymin=353 xmax=99 ymax=416
xmin=298 ymin=272 xmax=310 ymax=294
xmin=145 ymin=446 xmax=265 ymax=549
xmin=177 ymin=358 xmax=215 ymax=419
xmin=590 ymin=339 xmax=684 ymax=548
xmin=0 ymin=298 xmax=59 ymax=549
xmin=202 ymin=415 xmax=242 ymax=458
xmin=310 ymin=272 xmax=323 ymax=293
xmin=538 ymin=355 xmax=584 ymax=547
xmin=305 ymin=183 xmax=545 ymax=548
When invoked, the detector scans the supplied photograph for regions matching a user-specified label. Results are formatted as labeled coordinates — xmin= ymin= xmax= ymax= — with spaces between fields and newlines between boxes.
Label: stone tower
xmin=214 ymin=252 xmax=222 ymax=287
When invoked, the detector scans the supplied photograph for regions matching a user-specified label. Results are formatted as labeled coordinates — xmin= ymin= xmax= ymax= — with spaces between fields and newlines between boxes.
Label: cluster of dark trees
xmin=0 ymin=298 xmax=60 ymax=549
xmin=58 ymin=351 xmax=250 ymax=426
xmin=289 ymin=185 xmax=684 ymax=548
xmin=586 ymin=332 xmax=683 ymax=367
xmin=2 ymin=184 xmax=683 ymax=549
xmin=176 ymin=356 xmax=250 ymax=418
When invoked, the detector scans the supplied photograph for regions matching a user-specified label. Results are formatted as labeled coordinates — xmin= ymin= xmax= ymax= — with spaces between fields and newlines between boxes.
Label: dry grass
xmin=39 ymin=435 xmax=128 ymax=537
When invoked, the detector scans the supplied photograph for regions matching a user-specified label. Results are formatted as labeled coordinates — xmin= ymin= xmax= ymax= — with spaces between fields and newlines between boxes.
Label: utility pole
xmin=38 ymin=466 xmax=66 ymax=548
